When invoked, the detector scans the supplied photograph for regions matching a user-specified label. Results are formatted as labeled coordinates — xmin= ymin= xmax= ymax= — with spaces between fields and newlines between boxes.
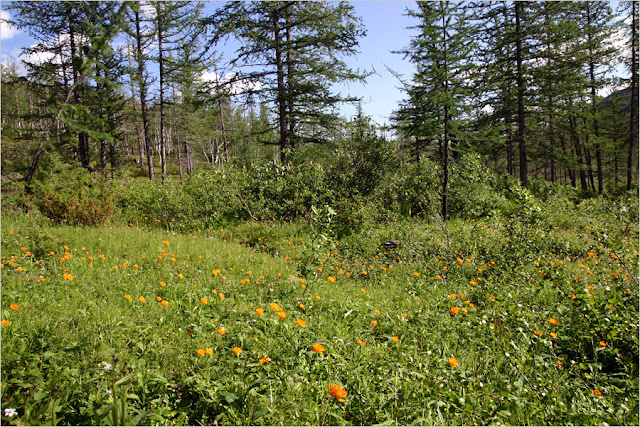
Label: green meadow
xmin=1 ymin=193 xmax=638 ymax=425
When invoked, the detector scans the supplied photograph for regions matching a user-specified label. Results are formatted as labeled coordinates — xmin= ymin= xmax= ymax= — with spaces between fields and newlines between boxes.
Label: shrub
xmin=33 ymin=165 xmax=115 ymax=226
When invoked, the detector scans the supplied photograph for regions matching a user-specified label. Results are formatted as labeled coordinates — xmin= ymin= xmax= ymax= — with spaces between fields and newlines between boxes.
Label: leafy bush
xmin=33 ymin=165 xmax=114 ymax=226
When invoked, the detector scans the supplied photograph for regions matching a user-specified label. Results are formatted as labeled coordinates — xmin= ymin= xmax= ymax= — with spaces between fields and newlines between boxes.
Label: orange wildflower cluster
xmin=259 ymin=356 xmax=271 ymax=365
xmin=329 ymin=384 xmax=348 ymax=402
xmin=196 ymin=348 xmax=214 ymax=356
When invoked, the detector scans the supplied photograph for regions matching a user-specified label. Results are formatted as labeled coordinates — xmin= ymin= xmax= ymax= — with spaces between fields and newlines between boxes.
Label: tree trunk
xmin=569 ymin=115 xmax=588 ymax=190
xmin=441 ymin=13 xmax=449 ymax=222
xmin=628 ymin=1 xmax=638 ymax=190
xmin=559 ymin=131 xmax=575 ymax=187
xmin=271 ymin=7 xmax=288 ymax=163
xmin=586 ymin=2 xmax=604 ymax=194
xmin=127 ymin=40 xmax=145 ymax=176
xmin=67 ymin=7 xmax=90 ymax=170
xmin=158 ymin=14 xmax=167 ymax=181
xmin=134 ymin=9 xmax=154 ymax=181
xmin=515 ymin=2 xmax=527 ymax=187
xmin=286 ymin=13 xmax=296 ymax=149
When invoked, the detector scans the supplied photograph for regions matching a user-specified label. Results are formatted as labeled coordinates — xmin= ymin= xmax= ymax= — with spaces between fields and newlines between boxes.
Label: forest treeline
xmin=1 ymin=1 xmax=638 ymax=219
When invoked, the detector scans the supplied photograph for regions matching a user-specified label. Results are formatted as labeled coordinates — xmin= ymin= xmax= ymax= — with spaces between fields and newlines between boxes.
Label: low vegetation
xmin=1 ymin=158 xmax=638 ymax=425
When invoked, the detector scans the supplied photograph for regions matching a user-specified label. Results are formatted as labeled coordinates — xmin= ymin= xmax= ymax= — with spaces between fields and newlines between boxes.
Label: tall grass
xmin=2 ymin=206 xmax=638 ymax=425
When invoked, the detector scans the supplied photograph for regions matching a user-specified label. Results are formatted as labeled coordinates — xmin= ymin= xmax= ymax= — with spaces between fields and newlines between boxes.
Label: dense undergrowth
xmin=1 ymin=155 xmax=639 ymax=425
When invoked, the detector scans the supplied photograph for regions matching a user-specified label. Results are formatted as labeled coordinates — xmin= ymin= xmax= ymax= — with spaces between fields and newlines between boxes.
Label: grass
xmin=1 ymin=209 xmax=638 ymax=425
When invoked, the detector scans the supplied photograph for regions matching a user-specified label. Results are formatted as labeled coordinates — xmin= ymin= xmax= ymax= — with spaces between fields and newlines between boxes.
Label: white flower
xmin=103 ymin=363 xmax=112 ymax=371
xmin=4 ymin=408 xmax=17 ymax=417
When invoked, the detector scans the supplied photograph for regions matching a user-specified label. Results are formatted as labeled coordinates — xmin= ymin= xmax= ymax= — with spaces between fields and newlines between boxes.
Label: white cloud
xmin=200 ymin=70 xmax=263 ymax=95
xmin=1 ymin=9 xmax=20 ymax=40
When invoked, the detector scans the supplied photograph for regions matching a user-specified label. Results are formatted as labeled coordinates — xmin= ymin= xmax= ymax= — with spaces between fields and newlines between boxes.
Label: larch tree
xmin=620 ymin=1 xmax=639 ymax=191
xmin=393 ymin=1 xmax=475 ymax=221
xmin=205 ymin=1 xmax=368 ymax=163
xmin=124 ymin=1 xmax=155 ymax=181
xmin=150 ymin=1 xmax=204 ymax=181
xmin=8 ymin=1 xmax=124 ymax=180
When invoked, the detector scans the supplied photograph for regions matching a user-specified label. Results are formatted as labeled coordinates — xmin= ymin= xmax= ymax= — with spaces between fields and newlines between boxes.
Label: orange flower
xmin=327 ymin=276 xmax=336 ymax=283
xmin=156 ymin=296 xmax=163 ymax=302
xmin=592 ymin=389 xmax=603 ymax=397
xmin=374 ymin=309 xmax=381 ymax=314
xmin=161 ymin=300 xmax=169 ymax=307
xmin=9 ymin=304 xmax=19 ymax=311
xmin=1 ymin=320 xmax=11 ymax=326
xmin=177 ymin=274 xmax=184 ymax=280
xmin=160 ymin=281 xmax=167 ymax=287
xmin=413 ymin=272 xmax=420 ymax=277
xmin=201 ymin=297 xmax=208 ymax=304
xmin=556 ymin=360 xmax=563 ymax=366
xmin=212 ymin=269 xmax=221 ymax=276
xmin=550 ymin=332 xmax=557 ymax=338
xmin=277 ymin=311 xmax=287 ymax=319
xmin=392 ymin=336 xmax=400 ymax=343
xmin=270 ymin=302 xmax=282 ymax=311
xmin=450 ymin=307 xmax=460 ymax=315
xmin=436 ymin=275 xmax=443 ymax=280
xmin=599 ymin=341 xmax=607 ymax=347
xmin=534 ymin=330 xmax=543 ymax=337
xmin=217 ymin=328 xmax=226 ymax=335
xmin=259 ymin=356 xmax=271 ymax=365
xmin=549 ymin=318 xmax=558 ymax=325
xmin=219 ymin=293 xmax=225 ymax=299
xmin=329 ymin=384 xmax=348 ymax=402
xmin=315 ymin=295 xmax=321 ymax=300
xmin=448 ymin=358 xmax=458 ymax=367
xmin=357 ymin=339 xmax=366 ymax=346
xmin=298 ymin=303 xmax=305 ymax=309
xmin=138 ymin=296 xmax=146 ymax=303
xmin=206 ymin=348 xmax=213 ymax=355
xmin=256 ymin=308 xmax=264 ymax=315
xmin=296 ymin=319 xmax=306 ymax=327
xmin=163 ymin=241 xmax=170 ymax=246
xmin=196 ymin=348 xmax=206 ymax=356
xmin=312 ymin=343 xmax=325 ymax=353
xmin=124 ymin=294 xmax=132 ymax=300
xmin=232 ymin=347 xmax=242 ymax=356
xmin=469 ymin=280 xmax=477 ymax=286
xmin=402 ymin=312 xmax=408 ymax=318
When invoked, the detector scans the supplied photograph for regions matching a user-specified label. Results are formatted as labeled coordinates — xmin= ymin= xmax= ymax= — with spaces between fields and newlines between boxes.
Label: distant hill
xmin=600 ymin=87 xmax=637 ymax=114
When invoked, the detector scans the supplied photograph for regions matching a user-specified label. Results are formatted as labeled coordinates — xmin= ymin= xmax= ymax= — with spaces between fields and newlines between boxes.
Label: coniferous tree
xmin=620 ymin=1 xmax=639 ymax=190
xmin=393 ymin=1 xmax=475 ymax=221
xmin=150 ymin=1 xmax=204 ymax=180
xmin=205 ymin=1 xmax=368 ymax=163
xmin=124 ymin=1 xmax=155 ymax=180
xmin=9 ymin=1 xmax=124 ymax=179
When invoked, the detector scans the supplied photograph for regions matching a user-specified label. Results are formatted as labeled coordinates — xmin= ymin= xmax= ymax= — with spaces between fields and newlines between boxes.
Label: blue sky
xmin=1 ymin=1 xmax=420 ymax=126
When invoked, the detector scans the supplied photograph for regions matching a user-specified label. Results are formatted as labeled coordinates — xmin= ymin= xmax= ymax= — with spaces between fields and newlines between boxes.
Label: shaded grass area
xmin=1 ymin=211 xmax=638 ymax=425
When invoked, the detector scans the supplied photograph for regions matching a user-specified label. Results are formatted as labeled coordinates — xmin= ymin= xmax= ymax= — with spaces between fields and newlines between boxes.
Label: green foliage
xmin=33 ymin=164 xmax=114 ymax=226
xmin=1 ymin=182 xmax=638 ymax=425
